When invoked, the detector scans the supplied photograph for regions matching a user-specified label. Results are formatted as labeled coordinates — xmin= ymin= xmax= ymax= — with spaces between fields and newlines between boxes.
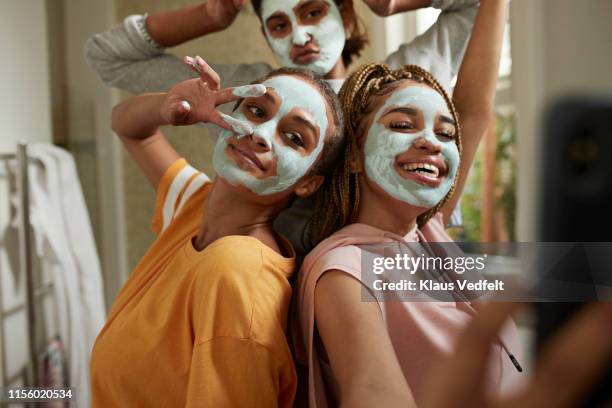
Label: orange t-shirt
xmin=90 ymin=159 xmax=297 ymax=407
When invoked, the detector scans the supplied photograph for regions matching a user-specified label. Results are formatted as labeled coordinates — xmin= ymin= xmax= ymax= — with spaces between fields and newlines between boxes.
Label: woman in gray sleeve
xmin=86 ymin=0 xmax=478 ymax=252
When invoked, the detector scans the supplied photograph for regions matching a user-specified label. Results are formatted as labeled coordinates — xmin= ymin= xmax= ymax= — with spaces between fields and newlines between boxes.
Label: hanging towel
xmin=31 ymin=144 xmax=106 ymax=348
xmin=7 ymin=143 xmax=107 ymax=408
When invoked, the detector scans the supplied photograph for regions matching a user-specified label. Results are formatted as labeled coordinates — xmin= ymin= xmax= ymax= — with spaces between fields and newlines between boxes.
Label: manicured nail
xmin=232 ymin=84 xmax=267 ymax=98
xmin=180 ymin=100 xmax=191 ymax=111
xmin=185 ymin=56 xmax=197 ymax=68
xmin=221 ymin=113 xmax=253 ymax=136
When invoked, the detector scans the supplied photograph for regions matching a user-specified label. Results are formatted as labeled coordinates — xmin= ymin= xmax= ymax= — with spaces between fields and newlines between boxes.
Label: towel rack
xmin=0 ymin=142 xmax=42 ymax=389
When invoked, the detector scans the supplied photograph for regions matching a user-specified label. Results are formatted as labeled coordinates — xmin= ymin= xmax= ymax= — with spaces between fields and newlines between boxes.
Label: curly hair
xmin=251 ymin=0 xmax=368 ymax=68
xmin=305 ymin=63 xmax=463 ymax=246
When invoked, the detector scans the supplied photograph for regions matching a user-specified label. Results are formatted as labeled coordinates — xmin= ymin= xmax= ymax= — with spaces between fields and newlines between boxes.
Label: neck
xmin=355 ymin=178 xmax=422 ymax=237
xmin=193 ymin=178 xmax=285 ymax=251
xmin=324 ymin=58 xmax=347 ymax=80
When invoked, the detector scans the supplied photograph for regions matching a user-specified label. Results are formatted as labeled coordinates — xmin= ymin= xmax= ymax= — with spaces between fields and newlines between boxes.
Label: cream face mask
xmin=213 ymin=75 xmax=328 ymax=196
xmin=261 ymin=0 xmax=346 ymax=76
xmin=364 ymin=86 xmax=460 ymax=208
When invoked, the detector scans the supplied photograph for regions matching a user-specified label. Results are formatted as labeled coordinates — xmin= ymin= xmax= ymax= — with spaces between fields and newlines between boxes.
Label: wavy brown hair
xmin=251 ymin=0 xmax=368 ymax=68
xmin=305 ymin=63 xmax=463 ymax=247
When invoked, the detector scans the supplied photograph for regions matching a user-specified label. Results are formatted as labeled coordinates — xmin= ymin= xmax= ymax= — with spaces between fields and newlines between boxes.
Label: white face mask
xmin=213 ymin=75 xmax=329 ymax=196
xmin=261 ymin=0 xmax=346 ymax=76
xmin=363 ymin=86 xmax=460 ymax=208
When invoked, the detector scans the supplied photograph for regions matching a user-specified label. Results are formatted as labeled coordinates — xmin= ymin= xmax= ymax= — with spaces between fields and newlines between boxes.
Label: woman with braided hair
xmin=293 ymin=0 xmax=524 ymax=406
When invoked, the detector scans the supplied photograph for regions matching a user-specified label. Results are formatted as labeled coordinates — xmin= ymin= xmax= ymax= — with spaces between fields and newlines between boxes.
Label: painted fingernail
xmin=185 ymin=56 xmax=196 ymax=68
xmin=232 ymin=84 xmax=267 ymax=98
xmin=221 ymin=113 xmax=253 ymax=136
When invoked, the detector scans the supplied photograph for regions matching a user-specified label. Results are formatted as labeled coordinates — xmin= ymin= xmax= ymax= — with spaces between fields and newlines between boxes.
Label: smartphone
xmin=536 ymin=94 xmax=612 ymax=406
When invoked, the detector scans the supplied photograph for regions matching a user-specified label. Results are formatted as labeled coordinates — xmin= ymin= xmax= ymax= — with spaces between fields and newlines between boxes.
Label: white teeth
xmin=400 ymin=162 xmax=440 ymax=177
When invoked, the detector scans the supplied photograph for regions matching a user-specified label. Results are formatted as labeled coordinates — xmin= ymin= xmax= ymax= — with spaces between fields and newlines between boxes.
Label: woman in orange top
xmin=89 ymin=58 xmax=343 ymax=407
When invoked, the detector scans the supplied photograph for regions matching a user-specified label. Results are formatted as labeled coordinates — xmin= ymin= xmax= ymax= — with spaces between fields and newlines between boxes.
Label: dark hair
xmin=240 ymin=67 xmax=345 ymax=177
xmin=251 ymin=0 xmax=368 ymax=68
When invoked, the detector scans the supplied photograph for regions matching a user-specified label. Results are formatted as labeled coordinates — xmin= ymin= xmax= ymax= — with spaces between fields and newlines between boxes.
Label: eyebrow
xmin=295 ymin=0 xmax=320 ymax=13
xmin=267 ymin=11 xmax=288 ymax=20
xmin=384 ymin=107 xmax=419 ymax=117
xmin=439 ymin=115 xmax=456 ymax=126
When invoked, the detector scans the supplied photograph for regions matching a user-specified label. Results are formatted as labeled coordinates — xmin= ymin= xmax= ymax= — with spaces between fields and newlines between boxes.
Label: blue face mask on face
xmin=364 ymin=85 xmax=460 ymax=209
xmin=213 ymin=75 xmax=329 ymax=196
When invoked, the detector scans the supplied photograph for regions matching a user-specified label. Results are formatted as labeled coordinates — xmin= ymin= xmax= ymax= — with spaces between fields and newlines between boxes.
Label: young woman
xmin=85 ymin=0 xmax=477 ymax=249
xmin=89 ymin=60 xmax=344 ymax=407
xmin=294 ymin=0 xmax=523 ymax=406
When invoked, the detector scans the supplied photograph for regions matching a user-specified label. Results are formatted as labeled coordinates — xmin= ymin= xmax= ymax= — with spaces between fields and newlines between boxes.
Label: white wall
xmin=0 ymin=0 xmax=52 ymax=151
xmin=61 ymin=0 xmax=127 ymax=310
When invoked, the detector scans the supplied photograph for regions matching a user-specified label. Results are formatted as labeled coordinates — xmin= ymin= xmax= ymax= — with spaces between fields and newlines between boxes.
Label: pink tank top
xmin=293 ymin=213 xmax=524 ymax=407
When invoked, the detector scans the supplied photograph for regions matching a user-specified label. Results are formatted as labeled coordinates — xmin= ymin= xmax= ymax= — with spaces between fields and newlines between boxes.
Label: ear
xmin=293 ymin=175 xmax=325 ymax=198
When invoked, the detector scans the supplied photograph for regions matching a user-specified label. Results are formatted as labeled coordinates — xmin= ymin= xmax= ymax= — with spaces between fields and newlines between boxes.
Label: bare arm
xmin=145 ymin=0 xmax=246 ymax=48
xmin=441 ymin=0 xmax=508 ymax=225
xmin=363 ymin=0 xmax=433 ymax=16
xmin=315 ymin=270 xmax=415 ymax=407
xmin=112 ymin=93 xmax=180 ymax=188
xmin=385 ymin=0 xmax=480 ymax=91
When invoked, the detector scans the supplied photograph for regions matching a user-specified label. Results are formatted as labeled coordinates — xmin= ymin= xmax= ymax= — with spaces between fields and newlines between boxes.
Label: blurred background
xmin=0 ymin=0 xmax=611 ymax=401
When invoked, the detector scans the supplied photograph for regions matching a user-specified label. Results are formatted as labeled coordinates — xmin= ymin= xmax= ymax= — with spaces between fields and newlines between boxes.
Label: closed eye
xmin=436 ymin=130 xmax=455 ymax=140
xmin=390 ymin=121 xmax=415 ymax=130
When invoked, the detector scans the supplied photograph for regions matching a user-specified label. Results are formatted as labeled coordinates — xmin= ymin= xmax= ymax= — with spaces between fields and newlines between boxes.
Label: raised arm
xmin=145 ymin=0 xmax=245 ymax=47
xmin=363 ymin=0 xmax=433 ymax=16
xmin=440 ymin=0 xmax=508 ymax=224
xmin=385 ymin=0 xmax=480 ymax=91
xmin=85 ymin=1 xmax=272 ymax=95
xmin=111 ymin=57 xmax=263 ymax=188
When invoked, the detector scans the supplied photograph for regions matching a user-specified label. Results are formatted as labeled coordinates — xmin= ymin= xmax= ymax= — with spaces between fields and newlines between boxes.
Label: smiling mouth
xmin=229 ymin=144 xmax=265 ymax=172
xmin=395 ymin=161 xmax=446 ymax=187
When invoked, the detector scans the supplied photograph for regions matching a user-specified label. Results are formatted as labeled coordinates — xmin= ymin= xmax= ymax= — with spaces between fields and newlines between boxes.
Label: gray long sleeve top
xmin=85 ymin=0 xmax=479 ymax=253
xmin=85 ymin=0 xmax=478 ymax=94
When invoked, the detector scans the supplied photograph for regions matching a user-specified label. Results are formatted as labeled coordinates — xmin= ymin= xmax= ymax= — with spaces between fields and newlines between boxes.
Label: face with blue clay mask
xmin=362 ymin=83 xmax=460 ymax=209
xmin=261 ymin=0 xmax=346 ymax=76
xmin=213 ymin=75 xmax=329 ymax=196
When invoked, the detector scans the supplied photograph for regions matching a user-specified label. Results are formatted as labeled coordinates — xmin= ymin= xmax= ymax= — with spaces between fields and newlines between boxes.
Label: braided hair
xmin=304 ymin=63 xmax=462 ymax=247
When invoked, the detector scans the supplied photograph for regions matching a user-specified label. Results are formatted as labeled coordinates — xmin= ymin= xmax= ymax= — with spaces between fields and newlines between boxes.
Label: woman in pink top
xmin=294 ymin=0 xmax=523 ymax=406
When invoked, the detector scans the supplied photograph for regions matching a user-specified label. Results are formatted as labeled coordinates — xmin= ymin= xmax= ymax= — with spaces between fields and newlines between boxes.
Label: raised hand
xmin=362 ymin=0 xmax=432 ymax=16
xmin=160 ymin=56 xmax=265 ymax=134
xmin=204 ymin=0 xmax=247 ymax=31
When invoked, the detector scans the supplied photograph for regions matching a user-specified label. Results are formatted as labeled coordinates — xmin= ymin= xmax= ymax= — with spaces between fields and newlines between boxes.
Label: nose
xmin=247 ymin=132 xmax=271 ymax=153
xmin=292 ymin=26 xmax=311 ymax=46
xmin=413 ymin=136 xmax=441 ymax=154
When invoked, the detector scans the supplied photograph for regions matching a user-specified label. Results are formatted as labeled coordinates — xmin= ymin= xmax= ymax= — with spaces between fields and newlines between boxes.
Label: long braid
xmin=305 ymin=63 xmax=462 ymax=247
